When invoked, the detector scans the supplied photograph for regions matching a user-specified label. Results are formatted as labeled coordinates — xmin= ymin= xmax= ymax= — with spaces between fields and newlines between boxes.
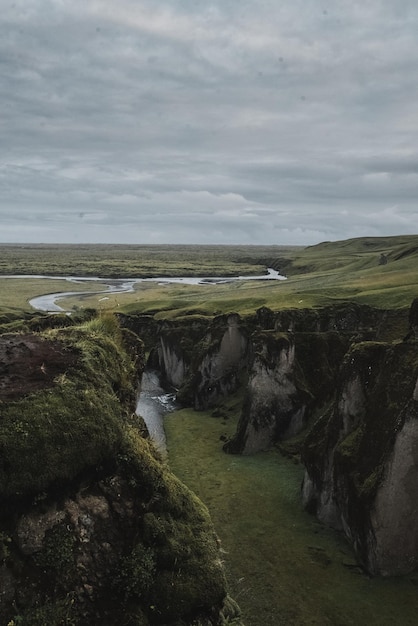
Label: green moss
xmin=335 ymin=427 xmax=363 ymax=461
xmin=0 ymin=313 xmax=237 ymax=626
xmin=10 ymin=596 xmax=77 ymax=626
xmin=116 ymin=427 xmax=227 ymax=624
xmin=357 ymin=467 xmax=385 ymax=501
xmin=0 ymin=382 xmax=125 ymax=498
xmin=0 ymin=319 xmax=138 ymax=499
xmin=0 ymin=531 xmax=11 ymax=562
xmin=34 ymin=523 xmax=77 ymax=583
xmin=115 ymin=542 xmax=157 ymax=601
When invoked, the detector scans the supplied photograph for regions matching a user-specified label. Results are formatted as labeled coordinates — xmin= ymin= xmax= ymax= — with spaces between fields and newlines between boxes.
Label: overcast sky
xmin=2 ymin=1 xmax=418 ymax=245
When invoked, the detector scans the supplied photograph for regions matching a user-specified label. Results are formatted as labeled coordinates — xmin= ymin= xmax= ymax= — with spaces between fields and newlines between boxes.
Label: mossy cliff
xmin=120 ymin=303 xmax=407 ymax=457
xmin=121 ymin=313 xmax=249 ymax=410
xmin=224 ymin=330 xmax=348 ymax=455
xmin=0 ymin=315 xmax=242 ymax=626
xmin=302 ymin=323 xmax=418 ymax=576
xmin=120 ymin=303 xmax=418 ymax=577
xmin=179 ymin=313 xmax=249 ymax=411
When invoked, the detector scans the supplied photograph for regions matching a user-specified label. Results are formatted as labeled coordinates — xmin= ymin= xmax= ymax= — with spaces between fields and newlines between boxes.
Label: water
xmin=17 ymin=268 xmax=286 ymax=312
xmin=135 ymin=369 xmax=177 ymax=457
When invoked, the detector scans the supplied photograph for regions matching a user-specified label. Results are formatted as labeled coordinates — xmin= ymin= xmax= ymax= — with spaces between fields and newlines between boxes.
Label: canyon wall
xmin=121 ymin=302 xmax=416 ymax=576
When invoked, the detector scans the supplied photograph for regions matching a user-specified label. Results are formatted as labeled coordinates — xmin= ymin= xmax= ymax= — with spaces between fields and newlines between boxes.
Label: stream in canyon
xmin=135 ymin=368 xmax=177 ymax=458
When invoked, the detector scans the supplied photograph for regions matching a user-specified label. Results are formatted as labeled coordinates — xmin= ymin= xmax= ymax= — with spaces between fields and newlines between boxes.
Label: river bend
xmin=7 ymin=268 xmax=286 ymax=312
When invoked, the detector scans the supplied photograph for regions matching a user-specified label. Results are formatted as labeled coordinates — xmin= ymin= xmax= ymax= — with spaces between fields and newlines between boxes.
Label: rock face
xmin=0 ymin=317 xmax=242 ymax=626
xmin=224 ymin=333 xmax=306 ymax=454
xmin=224 ymin=331 xmax=348 ymax=454
xmin=156 ymin=332 xmax=188 ymax=389
xmin=130 ymin=313 xmax=249 ymax=410
xmin=191 ymin=314 xmax=249 ymax=410
xmin=120 ymin=303 xmax=418 ymax=577
xmin=302 ymin=339 xmax=418 ymax=576
xmin=120 ymin=303 xmax=407 ymax=457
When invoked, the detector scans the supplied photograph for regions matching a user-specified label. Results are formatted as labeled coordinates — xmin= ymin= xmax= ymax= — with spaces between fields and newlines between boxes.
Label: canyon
xmin=121 ymin=298 xmax=418 ymax=577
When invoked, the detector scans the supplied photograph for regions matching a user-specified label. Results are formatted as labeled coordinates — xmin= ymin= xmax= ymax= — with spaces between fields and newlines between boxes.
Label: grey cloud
xmin=1 ymin=1 xmax=418 ymax=244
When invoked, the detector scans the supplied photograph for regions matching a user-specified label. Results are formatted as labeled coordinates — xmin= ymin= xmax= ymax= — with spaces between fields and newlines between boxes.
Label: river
xmin=135 ymin=368 xmax=177 ymax=458
xmin=18 ymin=268 xmax=286 ymax=312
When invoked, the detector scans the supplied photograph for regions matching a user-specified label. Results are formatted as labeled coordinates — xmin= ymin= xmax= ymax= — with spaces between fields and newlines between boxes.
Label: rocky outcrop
xmin=225 ymin=331 xmax=347 ymax=455
xmin=224 ymin=333 xmax=306 ymax=454
xmin=252 ymin=302 xmax=402 ymax=338
xmin=302 ymin=338 xmax=418 ymax=576
xmin=119 ymin=302 xmax=418 ymax=577
xmin=146 ymin=314 xmax=250 ymax=410
xmin=119 ymin=303 xmax=404 ymax=457
xmin=156 ymin=333 xmax=188 ymax=389
xmin=191 ymin=314 xmax=249 ymax=410
xmin=0 ymin=317 xmax=242 ymax=626
xmin=119 ymin=314 xmax=210 ymax=391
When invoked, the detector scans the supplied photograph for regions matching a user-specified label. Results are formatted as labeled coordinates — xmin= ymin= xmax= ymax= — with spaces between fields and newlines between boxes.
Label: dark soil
xmin=0 ymin=334 xmax=79 ymax=401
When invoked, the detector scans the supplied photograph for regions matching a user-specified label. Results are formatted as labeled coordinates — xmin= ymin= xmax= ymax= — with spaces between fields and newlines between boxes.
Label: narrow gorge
xmin=121 ymin=298 xmax=418 ymax=579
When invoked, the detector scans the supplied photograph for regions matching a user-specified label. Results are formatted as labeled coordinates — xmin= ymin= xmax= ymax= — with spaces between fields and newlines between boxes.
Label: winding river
xmin=21 ymin=268 xmax=286 ymax=313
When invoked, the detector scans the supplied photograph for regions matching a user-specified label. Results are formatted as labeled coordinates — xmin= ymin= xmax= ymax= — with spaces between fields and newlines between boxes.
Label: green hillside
xmin=0 ymin=236 xmax=418 ymax=317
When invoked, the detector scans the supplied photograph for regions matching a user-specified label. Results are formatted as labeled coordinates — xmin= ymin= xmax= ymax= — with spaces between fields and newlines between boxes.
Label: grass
xmin=0 ymin=320 xmax=135 ymax=498
xmin=0 ymin=278 xmax=100 ymax=314
xmin=2 ymin=236 xmax=418 ymax=317
xmin=0 ymin=243 xmax=292 ymax=278
xmin=165 ymin=404 xmax=418 ymax=626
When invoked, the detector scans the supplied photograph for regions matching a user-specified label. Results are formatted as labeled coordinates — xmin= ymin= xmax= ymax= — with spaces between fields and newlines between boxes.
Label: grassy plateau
xmin=1 ymin=235 xmax=418 ymax=316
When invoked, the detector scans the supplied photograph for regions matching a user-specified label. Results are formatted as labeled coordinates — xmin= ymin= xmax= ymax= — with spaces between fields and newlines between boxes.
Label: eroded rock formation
xmin=224 ymin=330 xmax=347 ymax=454
xmin=302 ymin=338 xmax=418 ymax=576
xmin=120 ymin=303 xmax=407 ymax=457
xmin=120 ymin=302 xmax=418 ymax=577
xmin=189 ymin=313 xmax=249 ymax=410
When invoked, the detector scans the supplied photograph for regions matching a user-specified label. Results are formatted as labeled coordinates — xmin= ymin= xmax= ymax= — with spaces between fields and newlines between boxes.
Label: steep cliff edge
xmin=224 ymin=331 xmax=347 ymax=455
xmin=180 ymin=313 xmax=249 ymax=410
xmin=124 ymin=313 xmax=250 ymax=410
xmin=0 ymin=316 xmax=242 ymax=626
xmin=120 ymin=303 xmax=407 ymax=458
xmin=302 ymin=336 xmax=418 ymax=576
xmin=118 ymin=303 xmax=417 ymax=576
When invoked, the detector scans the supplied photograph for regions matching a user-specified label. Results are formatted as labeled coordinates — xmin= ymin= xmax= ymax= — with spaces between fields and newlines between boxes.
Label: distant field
xmin=1 ymin=236 xmax=418 ymax=316
xmin=0 ymin=243 xmax=293 ymax=278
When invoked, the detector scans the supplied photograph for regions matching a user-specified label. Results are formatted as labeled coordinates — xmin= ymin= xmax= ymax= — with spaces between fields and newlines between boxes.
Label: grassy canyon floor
xmin=165 ymin=407 xmax=418 ymax=626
